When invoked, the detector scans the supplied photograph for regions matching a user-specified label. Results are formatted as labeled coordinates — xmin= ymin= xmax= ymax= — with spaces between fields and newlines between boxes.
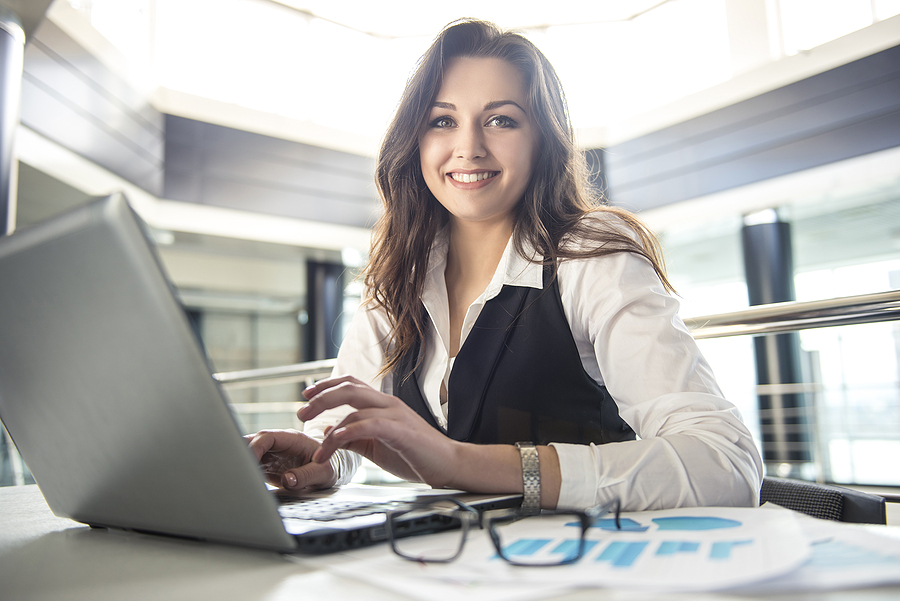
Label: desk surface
xmin=2 ymin=485 xmax=898 ymax=601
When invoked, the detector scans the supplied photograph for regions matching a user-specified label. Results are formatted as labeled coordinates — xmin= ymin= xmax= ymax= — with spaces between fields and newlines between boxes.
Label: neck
xmin=445 ymin=219 xmax=513 ymax=283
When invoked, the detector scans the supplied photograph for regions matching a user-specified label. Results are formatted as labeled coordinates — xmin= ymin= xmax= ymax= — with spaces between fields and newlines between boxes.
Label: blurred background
xmin=1 ymin=0 xmax=899 ymax=491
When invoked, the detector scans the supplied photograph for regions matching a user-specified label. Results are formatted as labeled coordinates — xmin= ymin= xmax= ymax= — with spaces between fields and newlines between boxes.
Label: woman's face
xmin=418 ymin=56 xmax=539 ymax=231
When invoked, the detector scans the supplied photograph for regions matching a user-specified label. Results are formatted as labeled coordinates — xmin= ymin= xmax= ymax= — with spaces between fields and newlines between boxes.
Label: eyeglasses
xmin=385 ymin=497 xmax=621 ymax=566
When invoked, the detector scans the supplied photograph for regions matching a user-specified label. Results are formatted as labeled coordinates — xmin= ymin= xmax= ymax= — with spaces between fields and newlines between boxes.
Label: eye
xmin=429 ymin=116 xmax=455 ymax=129
xmin=486 ymin=115 xmax=517 ymax=128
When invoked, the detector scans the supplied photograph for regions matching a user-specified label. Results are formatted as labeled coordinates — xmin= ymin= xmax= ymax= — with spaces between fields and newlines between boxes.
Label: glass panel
xmin=800 ymin=322 xmax=900 ymax=485
xmin=792 ymin=199 xmax=900 ymax=484
xmin=660 ymin=175 xmax=900 ymax=485
xmin=200 ymin=312 xmax=304 ymax=433
xmin=695 ymin=335 xmax=761 ymax=449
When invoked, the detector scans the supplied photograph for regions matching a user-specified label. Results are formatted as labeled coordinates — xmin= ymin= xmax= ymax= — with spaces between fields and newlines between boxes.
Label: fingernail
xmin=284 ymin=472 xmax=297 ymax=488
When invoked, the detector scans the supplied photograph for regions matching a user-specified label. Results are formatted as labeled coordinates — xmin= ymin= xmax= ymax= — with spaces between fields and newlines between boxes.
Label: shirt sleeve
xmin=301 ymin=302 xmax=393 ymax=485
xmin=551 ymin=251 xmax=763 ymax=511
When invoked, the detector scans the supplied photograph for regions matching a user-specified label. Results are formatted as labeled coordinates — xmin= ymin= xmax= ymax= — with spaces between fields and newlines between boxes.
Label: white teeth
xmin=450 ymin=172 xmax=497 ymax=183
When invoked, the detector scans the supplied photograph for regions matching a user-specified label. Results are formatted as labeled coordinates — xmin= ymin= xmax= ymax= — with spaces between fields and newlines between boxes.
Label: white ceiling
xmin=269 ymin=0 xmax=673 ymax=38
xmin=47 ymin=0 xmax=900 ymax=157
xmin=19 ymin=1 xmax=900 ymax=260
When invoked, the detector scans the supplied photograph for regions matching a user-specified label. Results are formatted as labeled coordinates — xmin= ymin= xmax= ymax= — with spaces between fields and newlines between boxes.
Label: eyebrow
xmin=432 ymin=100 xmax=526 ymax=113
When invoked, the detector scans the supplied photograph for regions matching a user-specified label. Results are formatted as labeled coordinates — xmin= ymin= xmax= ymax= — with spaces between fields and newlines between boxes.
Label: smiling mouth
xmin=449 ymin=171 xmax=499 ymax=183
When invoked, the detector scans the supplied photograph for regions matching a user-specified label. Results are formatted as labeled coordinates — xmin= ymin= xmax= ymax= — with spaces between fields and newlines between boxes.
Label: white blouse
xmin=305 ymin=226 xmax=763 ymax=510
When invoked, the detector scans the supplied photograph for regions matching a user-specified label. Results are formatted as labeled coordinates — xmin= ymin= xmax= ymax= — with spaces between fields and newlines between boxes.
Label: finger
xmin=298 ymin=382 xmax=396 ymax=422
xmin=305 ymin=409 xmax=385 ymax=459
xmin=246 ymin=430 xmax=278 ymax=462
xmin=302 ymin=374 xmax=363 ymax=400
xmin=313 ymin=416 xmax=403 ymax=463
xmin=322 ymin=407 xmax=387 ymax=429
xmin=281 ymin=460 xmax=336 ymax=491
xmin=246 ymin=429 xmax=311 ymax=462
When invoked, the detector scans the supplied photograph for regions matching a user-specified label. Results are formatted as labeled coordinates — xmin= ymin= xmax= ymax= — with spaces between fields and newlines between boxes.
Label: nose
xmin=455 ymin=123 xmax=486 ymax=160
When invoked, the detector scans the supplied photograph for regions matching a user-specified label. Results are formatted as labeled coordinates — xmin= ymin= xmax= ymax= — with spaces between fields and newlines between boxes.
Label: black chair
xmin=760 ymin=476 xmax=886 ymax=524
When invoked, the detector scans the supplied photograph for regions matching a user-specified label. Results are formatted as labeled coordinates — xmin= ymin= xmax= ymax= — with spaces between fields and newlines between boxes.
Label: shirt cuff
xmin=330 ymin=449 xmax=362 ymax=486
xmin=550 ymin=442 xmax=601 ymax=510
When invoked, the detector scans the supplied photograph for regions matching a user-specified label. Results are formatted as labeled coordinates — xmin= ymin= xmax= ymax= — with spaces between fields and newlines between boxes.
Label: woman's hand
xmin=245 ymin=429 xmax=337 ymax=492
xmin=299 ymin=375 xmax=461 ymax=488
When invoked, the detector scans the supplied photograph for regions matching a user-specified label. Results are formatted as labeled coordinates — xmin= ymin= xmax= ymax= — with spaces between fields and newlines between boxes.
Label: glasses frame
xmin=385 ymin=496 xmax=480 ymax=563
xmin=385 ymin=496 xmax=621 ymax=566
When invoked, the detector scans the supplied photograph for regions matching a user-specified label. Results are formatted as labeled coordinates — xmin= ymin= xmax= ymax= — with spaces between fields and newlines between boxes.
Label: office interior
xmin=1 ymin=0 xmax=899 ymax=513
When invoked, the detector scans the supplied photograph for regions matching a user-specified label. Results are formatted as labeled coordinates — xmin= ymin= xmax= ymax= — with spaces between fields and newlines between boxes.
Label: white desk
xmin=2 ymin=485 xmax=898 ymax=601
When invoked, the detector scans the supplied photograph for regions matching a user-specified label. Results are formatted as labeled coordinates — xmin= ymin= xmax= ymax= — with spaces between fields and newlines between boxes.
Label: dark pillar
xmin=305 ymin=261 xmax=344 ymax=360
xmin=0 ymin=9 xmax=24 ymax=236
xmin=742 ymin=212 xmax=813 ymax=477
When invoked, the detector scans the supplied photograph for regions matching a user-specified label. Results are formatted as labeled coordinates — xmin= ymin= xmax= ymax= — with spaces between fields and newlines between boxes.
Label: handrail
xmin=213 ymin=358 xmax=336 ymax=388
xmin=684 ymin=290 xmax=900 ymax=340
xmin=211 ymin=289 xmax=900 ymax=384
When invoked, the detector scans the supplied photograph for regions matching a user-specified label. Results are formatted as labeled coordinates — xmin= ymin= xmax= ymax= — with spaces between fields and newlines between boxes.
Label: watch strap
xmin=515 ymin=442 xmax=541 ymax=514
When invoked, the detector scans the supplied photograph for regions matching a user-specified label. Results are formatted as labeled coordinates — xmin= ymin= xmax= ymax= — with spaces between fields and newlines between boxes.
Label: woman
xmin=248 ymin=19 xmax=762 ymax=511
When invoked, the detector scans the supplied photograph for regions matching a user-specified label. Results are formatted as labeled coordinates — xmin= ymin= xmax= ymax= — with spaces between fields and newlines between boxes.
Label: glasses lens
xmin=390 ymin=504 xmax=471 ymax=562
xmin=491 ymin=513 xmax=587 ymax=566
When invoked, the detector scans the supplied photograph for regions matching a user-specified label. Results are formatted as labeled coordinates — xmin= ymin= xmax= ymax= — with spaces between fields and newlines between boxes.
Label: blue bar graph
xmin=504 ymin=538 xmax=551 ymax=556
xmin=652 ymin=517 xmax=741 ymax=531
xmin=591 ymin=518 xmax=649 ymax=531
xmin=596 ymin=541 xmax=649 ymax=567
xmin=552 ymin=539 xmax=599 ymax=559
xmin=656 ymin=541 xmax=701 ymax=555
xmin=585 ymin=515 xmax=740 ymax=532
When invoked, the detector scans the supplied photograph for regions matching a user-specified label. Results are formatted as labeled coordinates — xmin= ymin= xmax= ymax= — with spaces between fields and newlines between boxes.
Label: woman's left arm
xmin=555 ymin=251 xmax=763 ymax=511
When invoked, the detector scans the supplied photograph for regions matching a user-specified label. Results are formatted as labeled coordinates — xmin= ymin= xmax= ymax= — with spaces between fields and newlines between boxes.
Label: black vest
xmin=394 ymin=269 xmax=636 ymax=446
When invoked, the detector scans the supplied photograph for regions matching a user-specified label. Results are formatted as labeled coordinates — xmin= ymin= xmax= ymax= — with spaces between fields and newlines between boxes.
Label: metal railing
xmin=213 ymin=289 xmax=900 ymax=385
xmin=214 ymin=359 xmax=336 ymax=416
xmin=214 ymin=358 xmax=337 ymax=388
xmin=683 ymin=290 xmax=900 ymax=339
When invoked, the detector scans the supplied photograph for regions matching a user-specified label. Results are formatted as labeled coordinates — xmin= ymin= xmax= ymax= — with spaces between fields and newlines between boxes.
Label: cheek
xmin=417 ymin=140 xmax=445 ymax=193
xmin=418 ymin=134 xmax=442 ymax=170
xmin=511 ymin=141 xmax=539 ymax=184
xmin=501 ymin=133 xmax=538 ymax=173
xmin=521 ymin=137 xmax=541 ymax=186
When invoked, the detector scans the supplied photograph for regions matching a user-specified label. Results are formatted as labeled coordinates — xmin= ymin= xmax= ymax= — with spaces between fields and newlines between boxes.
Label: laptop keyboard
xmin=277 ymin=498 xmax=404 ymax=522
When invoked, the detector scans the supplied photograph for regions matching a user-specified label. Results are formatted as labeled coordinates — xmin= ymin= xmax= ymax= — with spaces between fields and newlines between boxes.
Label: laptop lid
xmin=0 ymin=194 xmax=300 ymax=550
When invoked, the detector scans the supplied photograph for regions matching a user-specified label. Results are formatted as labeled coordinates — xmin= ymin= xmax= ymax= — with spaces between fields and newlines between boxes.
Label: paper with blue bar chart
xmin=329 ymin=505 xmax=814 ymax=599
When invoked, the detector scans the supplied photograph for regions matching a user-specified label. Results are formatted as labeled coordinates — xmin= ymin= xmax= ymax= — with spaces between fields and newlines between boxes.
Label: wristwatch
xmin=516 ymin=442 xmax=541 ymax=514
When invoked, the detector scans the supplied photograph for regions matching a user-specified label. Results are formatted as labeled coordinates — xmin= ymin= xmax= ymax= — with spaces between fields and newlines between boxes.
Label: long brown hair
xmin=367 ymin=19 xmax=672 ymax=377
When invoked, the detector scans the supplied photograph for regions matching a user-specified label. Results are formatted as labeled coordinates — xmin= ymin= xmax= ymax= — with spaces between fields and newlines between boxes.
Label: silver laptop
xmin=0 ymin=194 xmax=517 ymax=553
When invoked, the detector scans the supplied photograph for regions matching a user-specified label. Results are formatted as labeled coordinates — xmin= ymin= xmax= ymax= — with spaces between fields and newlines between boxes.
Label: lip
xmin=446 ymin=170 xmax=499 ymax=189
